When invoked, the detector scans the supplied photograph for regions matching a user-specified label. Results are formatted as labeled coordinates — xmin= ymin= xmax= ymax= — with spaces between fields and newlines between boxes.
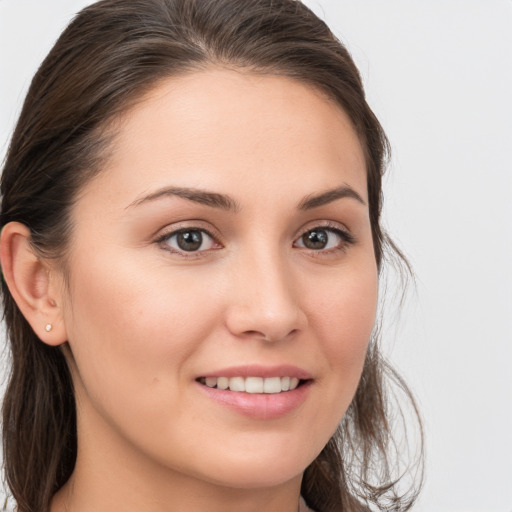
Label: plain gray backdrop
xmin=1 ymin=1 xmax=511 ymax=511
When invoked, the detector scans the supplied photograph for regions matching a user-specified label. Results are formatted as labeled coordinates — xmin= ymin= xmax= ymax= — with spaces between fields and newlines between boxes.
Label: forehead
xmin=80 ymin=69 xmax=367 ymax=209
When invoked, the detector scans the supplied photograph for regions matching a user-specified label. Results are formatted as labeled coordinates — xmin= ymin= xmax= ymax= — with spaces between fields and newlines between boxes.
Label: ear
xmin=0 ymin=222 xmax=68 ymax=346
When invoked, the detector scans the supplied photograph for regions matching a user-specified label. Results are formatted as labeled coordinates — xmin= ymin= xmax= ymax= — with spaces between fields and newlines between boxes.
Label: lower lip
xmin=197 ymin=380 xmax=312 ymax=420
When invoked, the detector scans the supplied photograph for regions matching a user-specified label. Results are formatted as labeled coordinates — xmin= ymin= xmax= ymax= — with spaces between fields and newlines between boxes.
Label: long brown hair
xmin=1 ymin=1 xmax=423 ymax=511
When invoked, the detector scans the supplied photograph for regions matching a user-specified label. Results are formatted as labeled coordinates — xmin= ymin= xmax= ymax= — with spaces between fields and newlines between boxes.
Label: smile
xmin=198 ymin=376 xmax=301 ymax=393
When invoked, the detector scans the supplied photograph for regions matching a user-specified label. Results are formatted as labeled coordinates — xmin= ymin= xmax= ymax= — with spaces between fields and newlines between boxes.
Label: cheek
xmin=314 ymin=261 xmax=377 ymax=333
xmin=307 ymin=260 xmax=378 ymax=400
xmin=63 ymin=250 xmax=223 ymax=401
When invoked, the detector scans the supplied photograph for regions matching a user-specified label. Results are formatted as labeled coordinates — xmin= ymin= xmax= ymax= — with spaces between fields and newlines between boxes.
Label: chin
xmin=186 ymin=447 xmax=314 ymax=490
xmin=201 ymin=467 xmax=304 ymax=490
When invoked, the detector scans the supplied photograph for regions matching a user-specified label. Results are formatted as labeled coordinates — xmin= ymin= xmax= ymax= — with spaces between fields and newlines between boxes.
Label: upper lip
xmin=198 ymin=364 xmax=312 ymax=380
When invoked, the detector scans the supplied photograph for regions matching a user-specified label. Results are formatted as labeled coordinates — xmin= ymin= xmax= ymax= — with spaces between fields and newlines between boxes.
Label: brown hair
xmin=0 ymin=1 xmax=423 ymax=511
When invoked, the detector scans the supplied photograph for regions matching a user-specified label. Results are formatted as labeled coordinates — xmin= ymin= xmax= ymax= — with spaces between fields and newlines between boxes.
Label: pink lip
xmin=198 ymin=364 xmax=312 ymax=380
xmin=196 ymin=365 xmax=313 ymax=420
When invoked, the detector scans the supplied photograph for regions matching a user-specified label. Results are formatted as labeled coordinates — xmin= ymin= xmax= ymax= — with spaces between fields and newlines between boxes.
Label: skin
xmin=1 ymin=69 xmax=378 ymax=512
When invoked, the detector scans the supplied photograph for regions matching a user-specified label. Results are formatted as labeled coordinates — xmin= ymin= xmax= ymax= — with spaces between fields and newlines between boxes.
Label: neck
xmin=53 ymin=476 xmax=302 ymax=512
xmin=51 ymin=399 xmax=303 ymax=512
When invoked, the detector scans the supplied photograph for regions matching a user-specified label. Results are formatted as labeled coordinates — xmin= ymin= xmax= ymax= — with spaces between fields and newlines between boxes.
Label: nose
xmin=224 ymin=251 xmax=307 ymax=342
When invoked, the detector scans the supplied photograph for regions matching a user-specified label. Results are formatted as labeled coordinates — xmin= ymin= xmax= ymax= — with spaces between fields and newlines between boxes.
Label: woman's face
xmin=57 ymin=69 xmax=378 ymax=489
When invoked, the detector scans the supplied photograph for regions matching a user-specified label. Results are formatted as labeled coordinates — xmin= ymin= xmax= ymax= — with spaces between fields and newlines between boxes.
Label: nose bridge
xmin=225 ymin=241 xmax=305 ymax=341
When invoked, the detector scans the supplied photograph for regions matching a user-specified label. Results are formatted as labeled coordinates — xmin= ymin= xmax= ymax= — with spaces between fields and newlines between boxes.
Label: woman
xmin=0 ymin=1 xmax=422 ymax=511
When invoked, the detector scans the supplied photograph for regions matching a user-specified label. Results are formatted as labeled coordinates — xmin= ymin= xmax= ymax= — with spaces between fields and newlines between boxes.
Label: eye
xmin=160 ymin=228 xmax=218 ymax=253
xmin=294 ymin=226 xmax=354 ymax=251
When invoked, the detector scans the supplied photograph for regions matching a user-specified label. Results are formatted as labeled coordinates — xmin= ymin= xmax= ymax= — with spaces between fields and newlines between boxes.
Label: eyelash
xmin=293 ymin=222 xmax=356 ymax=256
xmin=155 ymin=225 xmax=221 ymax=259
xmin=155 ymin=222 xmax=355 ymax=259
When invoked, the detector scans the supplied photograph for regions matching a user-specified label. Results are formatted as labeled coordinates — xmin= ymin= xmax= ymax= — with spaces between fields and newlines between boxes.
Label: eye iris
xmin=177 ymin=230 xmax=203 ymax=251
xmin=303 ymin=229 xmax=328 ymax=249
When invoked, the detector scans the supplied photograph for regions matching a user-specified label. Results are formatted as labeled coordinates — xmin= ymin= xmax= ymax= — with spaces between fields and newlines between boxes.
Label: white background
xmin=1 ymin=1 xmax=511 ymax=511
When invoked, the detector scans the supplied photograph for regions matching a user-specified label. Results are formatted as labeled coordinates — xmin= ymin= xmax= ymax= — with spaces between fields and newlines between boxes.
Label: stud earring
xmin=45 ymin=323 xmax=53 ymax=332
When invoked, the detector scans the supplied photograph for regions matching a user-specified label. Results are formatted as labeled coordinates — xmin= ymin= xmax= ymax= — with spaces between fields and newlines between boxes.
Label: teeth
xmin=245 ymin=377 xmax=263 ymax=393
xmin=200 ymin=376 xmax=302 ymax=393
xmin=217 ymin=376 xmax=229 ymax=390
xmin=205 ymin=377 xmax=217 ymax=388
xmin=263 ymin=377 xmax=281 ymax=394
xmin=229 ymin=376 xmax=245 ymax=392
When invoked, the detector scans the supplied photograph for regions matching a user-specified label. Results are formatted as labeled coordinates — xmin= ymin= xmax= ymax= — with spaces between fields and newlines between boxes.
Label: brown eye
xmin=295 ymin=226 xmax=352 ymax=251
xmin=302 ymin=229 xmax=329 ymax=249
xmin=164 ymin=229 xmax=216 ymax=252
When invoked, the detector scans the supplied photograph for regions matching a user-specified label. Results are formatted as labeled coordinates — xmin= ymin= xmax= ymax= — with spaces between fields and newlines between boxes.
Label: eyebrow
xmin=127 ymin=186 xmax=241 ymax=212
xmin=297 ymin=185 xmax=366 ymax=210
xmin=127 ymin=183 xmax=365 ymax=212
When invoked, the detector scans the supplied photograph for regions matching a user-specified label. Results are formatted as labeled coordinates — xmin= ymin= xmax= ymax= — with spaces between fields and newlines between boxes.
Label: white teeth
xmin=217 ymin=377 xmax=229 ymax=390
xmin=229 ymin=376 xmax=245 ymax=392
xmin=245 ymin=377 xmax=263 ymax=393
xmin=201 ymin=376 xmax=303 ymax=393
xmin=263 ymin=377 xmax=281 ymax=394
xmin=205 ymin=377 xmax=217 ymax=388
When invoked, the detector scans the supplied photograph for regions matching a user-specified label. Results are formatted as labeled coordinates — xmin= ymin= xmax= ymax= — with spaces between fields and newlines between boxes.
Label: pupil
xmin=177 ymin=230 xmax=203 ymax=251
xmin=303 ymin=229 xmax=328 ymax=249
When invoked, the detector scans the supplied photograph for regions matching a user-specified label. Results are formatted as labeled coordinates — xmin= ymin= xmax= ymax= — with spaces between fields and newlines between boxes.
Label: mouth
xmin=195 ymin=365 xmax=313 ymax=418
xmin=196 ymin=376 xmax=306 ymax=394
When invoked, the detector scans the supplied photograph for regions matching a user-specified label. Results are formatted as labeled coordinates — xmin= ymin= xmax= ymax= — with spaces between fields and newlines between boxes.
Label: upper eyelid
xmin=155 ymin=222 xmax=221 ymax=243
xmin=293 ymin=220 xmax=353 ymax=239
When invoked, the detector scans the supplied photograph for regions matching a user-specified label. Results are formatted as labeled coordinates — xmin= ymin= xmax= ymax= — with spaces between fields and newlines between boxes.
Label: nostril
xmin=244 ymin=330 xmax=263 ymax=337
xmin=239 ymin=328 xmax=300 ymax=343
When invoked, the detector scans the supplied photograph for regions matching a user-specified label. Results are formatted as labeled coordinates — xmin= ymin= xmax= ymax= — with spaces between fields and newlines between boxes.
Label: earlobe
xmin=0 ymin=222 xmax=67 ymax=346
